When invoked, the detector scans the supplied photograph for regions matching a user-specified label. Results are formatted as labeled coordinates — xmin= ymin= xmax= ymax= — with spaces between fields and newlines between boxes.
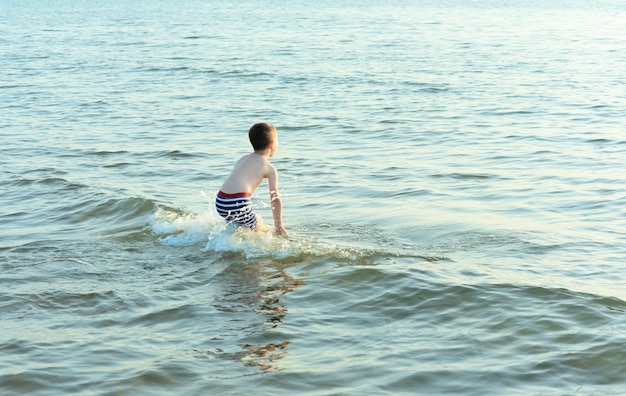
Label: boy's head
xmin=249 ymin=122 xmax=277 ymax=151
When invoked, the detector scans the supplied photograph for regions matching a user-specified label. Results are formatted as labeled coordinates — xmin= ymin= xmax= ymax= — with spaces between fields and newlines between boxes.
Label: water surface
xmin=2 ymin=1 xmax=625 ymax=394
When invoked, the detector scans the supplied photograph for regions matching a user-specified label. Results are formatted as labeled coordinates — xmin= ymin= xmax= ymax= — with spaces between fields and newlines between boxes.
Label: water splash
xmin=150 ymin=206 xmax=381 ymax=261
xmin=150 ymin=207 xmax=222 ymax=246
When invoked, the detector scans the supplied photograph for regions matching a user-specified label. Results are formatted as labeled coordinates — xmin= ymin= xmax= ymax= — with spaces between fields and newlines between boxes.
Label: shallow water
xmin=2 ymin=0 xmax=626 ymax=394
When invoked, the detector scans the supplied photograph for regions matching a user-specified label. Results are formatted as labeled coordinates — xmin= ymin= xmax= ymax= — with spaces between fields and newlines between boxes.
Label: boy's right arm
xmin=271 ymin=195 xmax=287 ymax=236
xmin=267 ymin=164 xmax=287 ymax=236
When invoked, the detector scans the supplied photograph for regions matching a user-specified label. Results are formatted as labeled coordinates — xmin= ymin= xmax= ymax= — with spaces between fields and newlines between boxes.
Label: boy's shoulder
xmin=238 ymin=153 xmax=273 ymax=170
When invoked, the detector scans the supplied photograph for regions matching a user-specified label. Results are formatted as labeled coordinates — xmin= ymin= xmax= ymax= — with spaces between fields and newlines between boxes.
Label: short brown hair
xmin=248 ymin=122 xmax=276 ymax=151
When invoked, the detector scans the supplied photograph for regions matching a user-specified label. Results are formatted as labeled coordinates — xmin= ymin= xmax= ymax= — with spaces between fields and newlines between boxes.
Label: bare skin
xmin=220 ymin=137 xmax=287 ymax=236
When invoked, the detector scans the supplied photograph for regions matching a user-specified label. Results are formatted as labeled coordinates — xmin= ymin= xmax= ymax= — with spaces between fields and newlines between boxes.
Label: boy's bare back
xmin=220 ymin=153 xmax=277 ymax=196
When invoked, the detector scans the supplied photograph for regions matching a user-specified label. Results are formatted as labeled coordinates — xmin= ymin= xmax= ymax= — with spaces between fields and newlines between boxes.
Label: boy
xmin=215 ymin=122 xmax=287 ymax=236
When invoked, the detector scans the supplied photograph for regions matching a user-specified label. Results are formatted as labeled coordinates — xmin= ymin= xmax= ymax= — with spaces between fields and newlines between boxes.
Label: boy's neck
xmin=253 ymin=149 xmax=270 ymax=158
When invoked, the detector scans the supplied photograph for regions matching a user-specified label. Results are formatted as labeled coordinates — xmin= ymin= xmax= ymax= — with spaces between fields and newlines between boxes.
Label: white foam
xmin=206 ymin=226 xmax=293 ymax=259
xmin=205 ymin=225 xmax=376 ymax=261
xmin=150 ymin=189 xmax=383 ymax=260
xmin=150 ymin=205 xmax=348 ymax=260
xmin=151 ymin=207 xmax=223 ymax=246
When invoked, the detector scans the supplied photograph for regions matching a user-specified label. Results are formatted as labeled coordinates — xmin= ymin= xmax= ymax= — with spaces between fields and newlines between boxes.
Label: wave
xmin=47 ymin=195 xmax=158 ymax=242
xmin=2 ymin=172 xmax=158 ymax=247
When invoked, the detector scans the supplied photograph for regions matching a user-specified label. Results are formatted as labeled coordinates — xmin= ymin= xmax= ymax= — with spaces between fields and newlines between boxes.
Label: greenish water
xmin=2 ymin=1 xmax=625 ymax=394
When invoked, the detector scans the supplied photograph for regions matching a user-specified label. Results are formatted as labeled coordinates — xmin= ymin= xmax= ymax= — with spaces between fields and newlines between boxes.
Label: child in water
xmin=215 ymin=122 xmax=287 ymax=236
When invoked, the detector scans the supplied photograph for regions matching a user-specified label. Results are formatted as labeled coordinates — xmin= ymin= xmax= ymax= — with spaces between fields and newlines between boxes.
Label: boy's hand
xmin=274 ymin=226 xmax=288 ymax=237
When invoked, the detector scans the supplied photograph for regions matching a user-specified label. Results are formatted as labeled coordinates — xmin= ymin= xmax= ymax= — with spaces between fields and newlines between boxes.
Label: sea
xmin=1 ymin=0 xmax=625 ymax=395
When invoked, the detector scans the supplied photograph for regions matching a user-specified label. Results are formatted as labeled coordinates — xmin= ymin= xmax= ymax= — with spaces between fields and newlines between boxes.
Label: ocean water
xmin=2 ymin=0 xmax=625 ymax=394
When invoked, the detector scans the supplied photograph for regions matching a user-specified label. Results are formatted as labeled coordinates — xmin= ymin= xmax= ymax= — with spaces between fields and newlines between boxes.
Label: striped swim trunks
xmin=215 ymin=191 xmax=258 ymax=229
